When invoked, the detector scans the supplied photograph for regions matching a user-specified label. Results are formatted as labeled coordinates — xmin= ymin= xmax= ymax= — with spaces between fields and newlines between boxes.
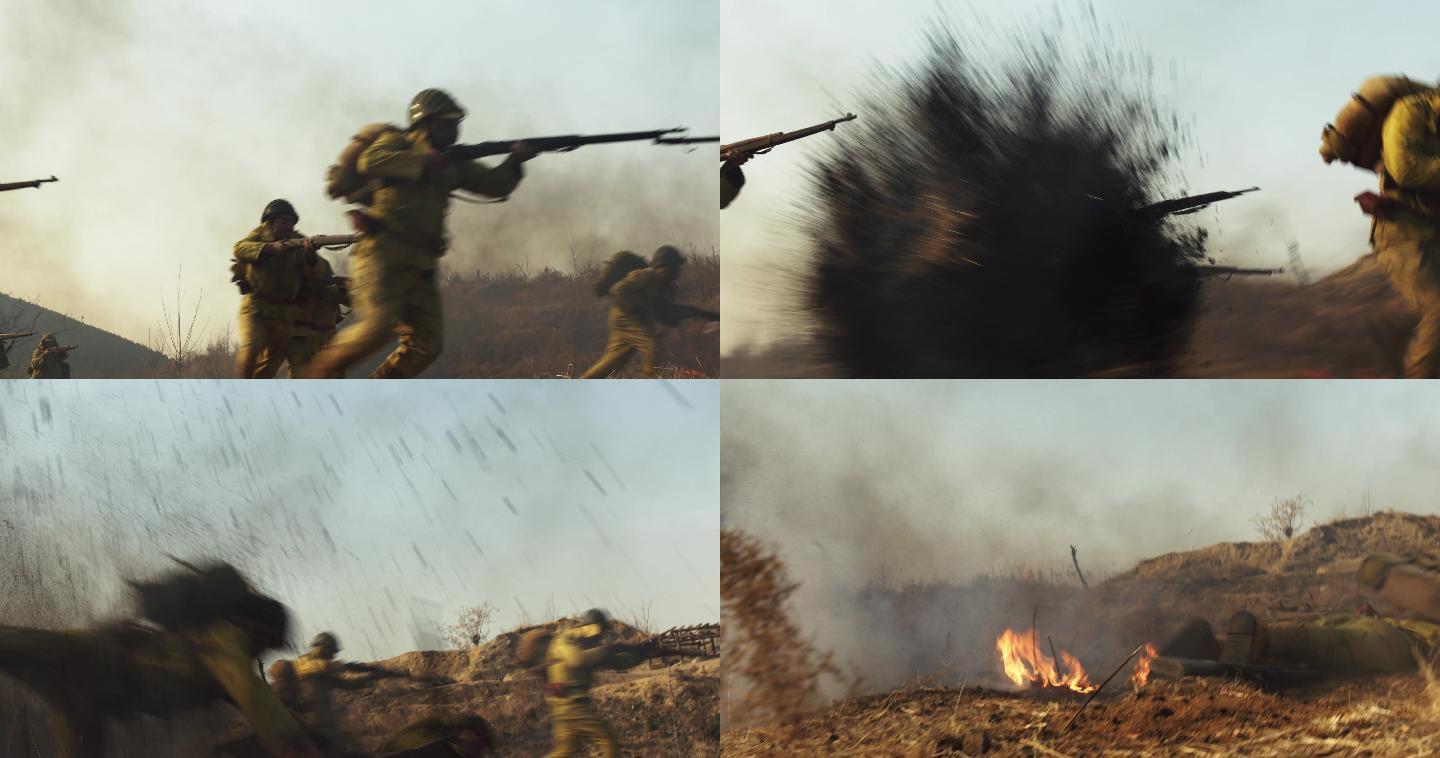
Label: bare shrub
xmin=1254 ymin=495 xmax=1310 ymax=542
xmin=441 ymin=601 xmax=499 ymax=649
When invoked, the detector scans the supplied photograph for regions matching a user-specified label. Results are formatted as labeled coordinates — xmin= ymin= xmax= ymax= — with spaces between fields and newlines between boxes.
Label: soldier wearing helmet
xmin=232 ymin=199 xmax=318 ymax=378
xmin=580 ymin=245 xmax=719 ymax=378
xmin=304 ymin=88 xmax=537 ymax=379
xmin=542 ymin=609 xmax=651 ymax=757
xmin=28 ymin=333 xmax=74 ymax=379
xmin=265 ymin=629 xmax=386 ymax=751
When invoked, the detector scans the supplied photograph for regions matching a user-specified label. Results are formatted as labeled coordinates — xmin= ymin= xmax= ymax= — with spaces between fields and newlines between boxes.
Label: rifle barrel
xmin=721 ymin=114 xmax=858 ymax=157
xmin=1137 ymin=187 xmax=1260 ymax=219
xmin=0 ymin=175 xmax=59 ymax=193
xmin=449 ymin=128 xmax=687 ymax=160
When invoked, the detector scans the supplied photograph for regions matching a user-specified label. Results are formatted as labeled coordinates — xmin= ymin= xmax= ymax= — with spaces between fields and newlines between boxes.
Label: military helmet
xmin=40 ymin=333 xmax=57 ymax=347
xmin=577 ymin=608 xmax=610 ymax=637
xmin=650 ymin=245 xmax=686 ymax=268
xmin=409 ymin=88 xmax=466 ymax=127
xmin=311 ymin=631 xmax=340 ymax=655
xmin=261 ymin=199 xmax=298 ymax=223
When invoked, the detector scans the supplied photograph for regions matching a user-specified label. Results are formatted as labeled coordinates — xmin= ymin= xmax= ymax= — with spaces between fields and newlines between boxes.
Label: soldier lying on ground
xmin=1152 ymin=554 xmax=1440 ymax=680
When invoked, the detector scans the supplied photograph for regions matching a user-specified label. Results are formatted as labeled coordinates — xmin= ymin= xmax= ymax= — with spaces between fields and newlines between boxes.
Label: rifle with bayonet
xmin=1136 ymin=187 xmax=1260 ymax=220
xmin=721 ymin=114 xmax=858 ymax=160
xmin=0 ymin=332 xmax=37 ymax=342
xmin=446 ymin=128 xmax=702 ymax=160
xmin=0 ymin=176 xmax=58 ymax=193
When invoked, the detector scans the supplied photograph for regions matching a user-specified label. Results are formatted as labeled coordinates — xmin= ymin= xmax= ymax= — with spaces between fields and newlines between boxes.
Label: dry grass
xmin=721 ymin=530 xmax=844 ymax=728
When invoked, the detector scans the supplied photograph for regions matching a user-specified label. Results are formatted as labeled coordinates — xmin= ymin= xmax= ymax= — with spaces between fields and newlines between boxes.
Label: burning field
xmin=722 ymin=512 xmax=1440 ymax=755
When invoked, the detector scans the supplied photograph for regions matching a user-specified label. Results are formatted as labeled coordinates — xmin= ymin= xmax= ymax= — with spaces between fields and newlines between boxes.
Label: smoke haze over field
xmin=721 ymin=0 xmax=1440 ymax=352
xmin=722 ymin=380 xmax=1440 ymax=690
xmin=0 ymin=0 xmax=717 ymax=345
xmin=0 ymin=380 xmax=719 ymax=661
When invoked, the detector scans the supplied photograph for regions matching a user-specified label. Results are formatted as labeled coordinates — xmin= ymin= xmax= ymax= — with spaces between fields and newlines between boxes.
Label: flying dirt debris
xmin=795 ymin=21 xmax=1266 ymax=378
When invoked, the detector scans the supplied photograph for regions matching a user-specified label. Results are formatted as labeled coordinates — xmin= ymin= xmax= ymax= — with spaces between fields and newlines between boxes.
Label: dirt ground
xmin=722 ymin=253 xmax=1412 ymax=379
xmin=724 ymin=675 xmax=1440 ymax=756
xmin=724 ymin=512 xmax=1440 ymax=756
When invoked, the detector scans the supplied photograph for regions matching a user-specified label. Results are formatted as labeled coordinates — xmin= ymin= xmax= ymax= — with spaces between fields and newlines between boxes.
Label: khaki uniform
xmin=233 ymin=224 xmax=308 ymax=378
xmin=27 ymin=345 xmax=69 ymax=379
xmin=281 ymin=256 xmax=348 ymax=378
xmin=304 ymin=130 xmax=523 ymax=378
xmin=721 ymin=163 xmax=745 ymax=209
xmin=1374 ymin=90 xmax=1440 ymax=377
xmin=581 ymin=267 xmax=698 ymax=378
xmin=543 ymin=628 xmax=643 ymax=758
xmin=1260 ymin=614 xmax=1440 ymax=673
xmin=0 ymin=621 xmax=311 ymax=758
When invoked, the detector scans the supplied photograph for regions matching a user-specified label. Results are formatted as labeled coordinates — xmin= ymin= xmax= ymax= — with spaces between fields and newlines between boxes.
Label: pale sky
xmin=724 ymin=380 xmax=1440 ymax=589
xmin=0 ymin=0 xmax=718 ymax=347
xmin=0 ymin=380 xmax=719 ymax=661
xmin=720 ymin=0 xmax=1440 ymax=352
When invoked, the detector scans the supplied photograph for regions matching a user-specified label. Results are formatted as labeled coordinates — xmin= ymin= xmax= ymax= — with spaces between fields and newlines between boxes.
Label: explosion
xmin=799 ymin=15 xmax=1210 ymax=377
xmin=994 ymin=628 xmax=1096 ymax=694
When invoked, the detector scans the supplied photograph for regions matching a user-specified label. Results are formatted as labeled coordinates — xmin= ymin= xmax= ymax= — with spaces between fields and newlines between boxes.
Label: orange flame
xmin=994 ymin=628 xmax=1097 ymax=693
xmin=1130 ymin=643 xmax=1158 ymax=687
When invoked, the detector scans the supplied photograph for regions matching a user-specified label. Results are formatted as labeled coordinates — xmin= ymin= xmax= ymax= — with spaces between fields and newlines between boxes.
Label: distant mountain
xmin=0 ymin=292 xmax=165 ymax=378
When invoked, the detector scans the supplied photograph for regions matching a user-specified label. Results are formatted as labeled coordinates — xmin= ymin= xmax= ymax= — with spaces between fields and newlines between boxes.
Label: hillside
xmin=725 ymin=512 xmax=1440 ymax=755
xmin=260 ymin=618 xmax=721 ymax=756
xmin=0 ymin=292 xmax=164 ymax=378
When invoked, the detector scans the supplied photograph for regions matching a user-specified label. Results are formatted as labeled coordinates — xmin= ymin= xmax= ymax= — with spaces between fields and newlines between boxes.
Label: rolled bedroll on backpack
xmin=1320 ymin=76 xmax=1433 ymax=169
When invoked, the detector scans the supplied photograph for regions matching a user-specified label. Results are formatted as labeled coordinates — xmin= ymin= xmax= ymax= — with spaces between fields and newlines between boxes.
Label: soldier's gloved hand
xmin=723 ymin=151 xmax=752 ymax=168
xmin=301 ymin=237 xmax=321 ymax=254
xmin=509 ymin=141 xmax=538 ymax=163
xmin=262 ymin=241 xmax=287 ymax=255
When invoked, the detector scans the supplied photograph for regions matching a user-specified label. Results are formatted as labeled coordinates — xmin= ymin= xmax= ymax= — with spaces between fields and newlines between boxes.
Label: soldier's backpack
xmin=593 ymin=251 xmax=649 ymax=297
xmin=515 ymin=627 xmax=554 ymax=671
xmin=1320 ymin=76 xmax=1433 ymax=170
xmin=326 ymin=123 xmax=403 ymax=204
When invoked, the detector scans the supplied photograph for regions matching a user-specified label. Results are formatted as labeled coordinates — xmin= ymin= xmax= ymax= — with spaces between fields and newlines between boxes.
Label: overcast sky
xmin=720 ymin=0 xmax=1440 ymax=351
xmin=0 ymin=380 xmax=718 ymax=661
xmin=724 ymin=380 xmax=1440 ymax=589
xmin=0 ymin=0 xmax=717 ymax=346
